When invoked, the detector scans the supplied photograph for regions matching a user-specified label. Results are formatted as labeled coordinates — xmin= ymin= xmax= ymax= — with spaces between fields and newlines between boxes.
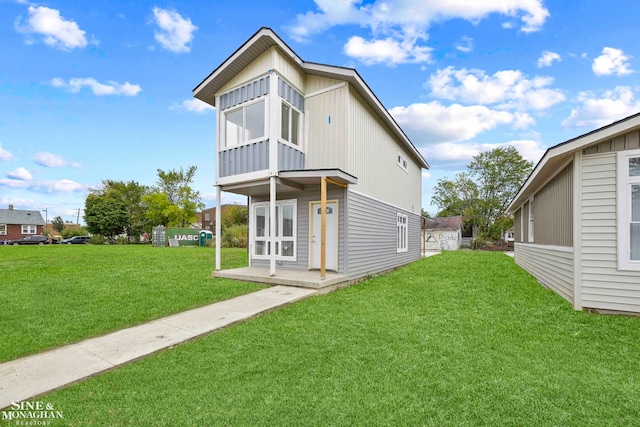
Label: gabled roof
xmin=193 ymin=27 xmax=429 ymax=170
xmin=425 ymin=215 xmax=463 ymax=231
xmin=0 ymin=208 xmax=45 ymax=225
xmin=507 ymin=111 xmax=640 ymax=213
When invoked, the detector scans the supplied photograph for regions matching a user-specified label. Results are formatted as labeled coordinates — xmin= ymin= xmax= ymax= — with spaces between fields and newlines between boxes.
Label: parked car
xmin=12 ymin=235 xmax=49 ymax=245
xmin=62 ymin=236 xmax=90 ymax=244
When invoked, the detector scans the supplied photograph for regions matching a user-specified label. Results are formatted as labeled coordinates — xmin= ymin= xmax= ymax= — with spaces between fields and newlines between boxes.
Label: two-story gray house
xmin=193 ymin=28 xmax=429 ymax=287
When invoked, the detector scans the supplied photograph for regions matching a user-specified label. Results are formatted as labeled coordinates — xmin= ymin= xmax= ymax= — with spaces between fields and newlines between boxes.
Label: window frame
xmin=279 ymin=100 xmax=302 ymax=148
xmin=0 ymin=224 xmax=6 ymax=235
xmin=22 ymin=224 xmax=37 ymax=234
xmin=617 ymin=149 xmax=640 ymax=271
xmin=397 ymin=213 xmax=408 ymax=253
xmin=222 ymin=97 xmax=267 ymax=149
xmin=528 ymin=197 xmax=535 ymax=243
xmin=251 ymin=199 xmax=297 ymax=261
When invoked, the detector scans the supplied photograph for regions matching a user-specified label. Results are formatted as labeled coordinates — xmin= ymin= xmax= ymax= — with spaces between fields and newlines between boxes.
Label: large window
xmin=0 ymin=224 xmax=6 ymax=235
xmin=618 ymin=150 xmax=640 ymax=270
xmin=280 ymin=101 xmax=301 ymax=146
xmin=223 ymin=99 xmax=265 ymax=148
xmin=22 ymin=225 xmax=37 ymax=234
xmin=252 ymin=200 xmax=297 ymax=260
xmin=397 ymin=213 xmax=408 ymax=253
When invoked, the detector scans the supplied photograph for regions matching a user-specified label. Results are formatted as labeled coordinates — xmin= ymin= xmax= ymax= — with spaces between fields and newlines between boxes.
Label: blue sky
xmin=2 ymin=0 xmax=640 ymax=222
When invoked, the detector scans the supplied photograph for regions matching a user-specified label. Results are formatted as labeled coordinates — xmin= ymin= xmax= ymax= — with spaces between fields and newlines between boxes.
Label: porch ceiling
xmin=221 ymin=169 xmax=357 ymax=196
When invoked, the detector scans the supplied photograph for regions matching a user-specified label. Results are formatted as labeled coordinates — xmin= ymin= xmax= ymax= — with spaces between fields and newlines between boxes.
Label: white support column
xmin=269 ymin=176 xmax=277 ymax=276
xmin=215 ymin=186 xmax=221 ymax=271
xmin=247 ymin=196 xmax=252 ymax=267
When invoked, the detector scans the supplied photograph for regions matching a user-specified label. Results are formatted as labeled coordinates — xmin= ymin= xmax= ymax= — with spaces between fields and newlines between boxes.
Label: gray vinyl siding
xmin=347 ymin=190 xmax=421 ymax=280
xmin=219 ymin=140 xmax=269 ymax=177
xmin=251 ymin=187 xmax=345 ymax=272
xmin=514 ymin=243 xmax=574 ymax=303
xmin=583 ymin=130 xmax=640 ymax=155
xmin=522 ymin=201 xmax=529 ymax=241
xmin=533 ymin=162 xmax=573 ymax=246
xmin=278 ymin=78 xmax=304 ymax=111
xmin=580 ymin=152 xmax=640 ymax=312
xmin=514 ymin=208 xmax=521 ymax=242
xmin=278 ymin=142 xmax=305 ymax=171
xmin=219 ymin=76 xmax=269 ymax=111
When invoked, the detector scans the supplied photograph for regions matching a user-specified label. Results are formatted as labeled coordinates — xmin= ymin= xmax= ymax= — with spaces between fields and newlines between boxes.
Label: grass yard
xmin=0 ymin=245 xmax=263 ymax=363
xmin=39 ymin=251 xmax=640 ymax=426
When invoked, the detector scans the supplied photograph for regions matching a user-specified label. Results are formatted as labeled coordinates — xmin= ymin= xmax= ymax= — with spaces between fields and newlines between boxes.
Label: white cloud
xmin=343 ymin=35 xmax=431 ymax=65
xmin=0 ymin=144 xmax=13 ymax=161
xmin=390 ymin=102 xmax=532 ymax=145
xmin=455 ymin=36 xmax=474 ymax=53
xmin=7 ymin=167 xmax=32 ymax=181
xmin=537 ymin=50 xmax=561 ymax=68
xmin=1 ymin=179 xmax=87 ymax=193
xmin=289 ymin=0 xmax=549 ymax=65
xmin=35 ymin=152 xmax=68 ymax=167
xmin=171 ymin=99 xmax=215 ymax=113
xmin=562 ymin=86 xmax=640 ymax=128
xmin=152 ymin=7 xmax=197 ymax=53
xmin=592 ymin=47 xmax=633 ymax=76
xmin=51 ymin=78 xmax=141 ymax=96
xmin=423 ymin=139 xmax=545 ymax=165
xmin=15 ymin=6 xmax=88 ymax=50
xmin=427 ymin=66 xmax=565 ymax=111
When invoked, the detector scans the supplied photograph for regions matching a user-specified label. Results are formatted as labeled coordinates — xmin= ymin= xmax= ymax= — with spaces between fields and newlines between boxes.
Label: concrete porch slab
xmin=212 ymin=267 xmax=349 ymax=290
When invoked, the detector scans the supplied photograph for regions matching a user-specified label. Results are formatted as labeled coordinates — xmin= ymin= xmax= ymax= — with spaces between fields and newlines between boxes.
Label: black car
xmin=62 ymin=236 xmax=90 ymax=244
xmin=12 ymin=235 xmax=49 ymax=245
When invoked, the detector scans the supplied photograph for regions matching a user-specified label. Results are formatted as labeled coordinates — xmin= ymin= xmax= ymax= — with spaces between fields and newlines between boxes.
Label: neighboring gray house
xmin=422 ymin=215 xmax=463 ymax=251
xmin=507 ymin=112 xmax=640 ymax=313
xmin=193 ymin=28 xmax=429 ymax=285
xmin=0 ymin=205 xmax=45 ymax=242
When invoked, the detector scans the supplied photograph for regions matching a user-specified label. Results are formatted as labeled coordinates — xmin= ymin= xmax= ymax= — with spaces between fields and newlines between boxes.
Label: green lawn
xmin=0 ymin=245 xmax=263 ymax=362
xmin=39 ymin=251 xmax=640 ymax=426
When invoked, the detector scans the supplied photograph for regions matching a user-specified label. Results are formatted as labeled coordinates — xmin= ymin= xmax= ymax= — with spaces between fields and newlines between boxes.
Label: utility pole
xmin=76 ymin=208 xmax=81 ymax=225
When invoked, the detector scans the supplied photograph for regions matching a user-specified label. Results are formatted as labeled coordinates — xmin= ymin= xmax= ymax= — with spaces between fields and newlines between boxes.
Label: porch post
xmin=321 ymin=176 xmax=327 ymax=279
xmin=215 ymin=185 xmax=221 ymax=271
xmin=269 ymin=176 xmax=276 ymax=276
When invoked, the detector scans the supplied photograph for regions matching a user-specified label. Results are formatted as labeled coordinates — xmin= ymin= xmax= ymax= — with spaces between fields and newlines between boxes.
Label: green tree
xmin=143 ymin=166 xmax=204 ymax=227
xmin=51 ymin=216 xmax=65 ymax=233
xmin=431 ymin=147 xmax=533 ymax=240
xmin=98 ymin=180 xmax=151 ymax=239
xmin=221 ymin=204 xmax=248 ymax=229
xmin=84 ymin=191 xmax=129 ymax=240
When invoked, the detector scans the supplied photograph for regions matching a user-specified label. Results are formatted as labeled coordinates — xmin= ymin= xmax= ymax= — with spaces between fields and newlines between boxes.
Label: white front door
xmin=310 ymin=201 xmax=338 ymax=271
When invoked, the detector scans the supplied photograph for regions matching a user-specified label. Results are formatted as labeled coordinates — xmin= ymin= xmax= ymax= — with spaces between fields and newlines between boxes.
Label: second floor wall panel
xmin=278 ymin=142 xmax=305 ymax=171
xmin=219 ymin=140 xmax=269 ymax=177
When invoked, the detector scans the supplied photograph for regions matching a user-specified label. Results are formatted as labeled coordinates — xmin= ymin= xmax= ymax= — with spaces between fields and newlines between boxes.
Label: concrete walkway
xmin=0 ymin=286 xmax=316 ymax=409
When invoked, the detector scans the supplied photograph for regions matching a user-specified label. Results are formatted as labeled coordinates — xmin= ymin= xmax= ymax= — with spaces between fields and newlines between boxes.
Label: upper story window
xmin=22 ymin=225 xmax=37 ymax=234
xmin=397 ymin=152 xmax=408 ymax=173
xmin=617 ymin=150 xmax=640 ymax=270
xmin=0 ymin=224 xmax=6 ymax=235
xmin=281 ymin=101 xmax=301 ymax=146
xmin=223 ymin=98 xmax=266 ymax=148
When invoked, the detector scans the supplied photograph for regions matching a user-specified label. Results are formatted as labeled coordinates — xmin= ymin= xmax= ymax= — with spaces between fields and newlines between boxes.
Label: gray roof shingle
xmin=0 ymin=209 xmax=45 ymax=225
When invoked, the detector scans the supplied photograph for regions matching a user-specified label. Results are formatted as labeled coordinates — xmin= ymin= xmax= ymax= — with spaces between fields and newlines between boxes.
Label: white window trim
xmin=0 ymin=224 xmax=6 ymax=235
xmin=617 ymin=149 xmax=640 ymax=271
xmin=252 ymin=199 xmax=297 ymax=261
xmin=22 ymin=224 xmax=37 ymax=234
xmin=528 ymin=197 xmax=535 ymax=243
xmin=397 ymin=152 xmax=408 ymax=173
xmin=222 ymin=96 xmax=268 ymax=150
xmin=397 ymin=212 xmax=408 ymax=253
xmin=279 ymin=99 xmax=303 ymax=151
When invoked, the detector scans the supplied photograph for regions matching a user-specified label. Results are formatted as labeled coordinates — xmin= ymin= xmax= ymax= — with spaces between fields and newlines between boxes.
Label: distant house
xmin=422 ymin=215 xmax=463 ymax=251
xmin=0 ymin=205 xmax=45 ymax=242
xmin=504 ymin=228 xmax=515 ymax=243
xmin=193 ymin=27 xmax=429 ymax=284
xmin=507 ymin=112 xmax=640 ymax=313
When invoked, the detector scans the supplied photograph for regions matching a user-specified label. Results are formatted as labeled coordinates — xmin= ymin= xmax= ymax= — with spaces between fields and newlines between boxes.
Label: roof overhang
xmin=507 ymin=112 xmax=640 ymax=213
xmin=220 ymin=169 xmax=357 ymax=197
xmin=192 ymin=27 xmax=429 ymax=171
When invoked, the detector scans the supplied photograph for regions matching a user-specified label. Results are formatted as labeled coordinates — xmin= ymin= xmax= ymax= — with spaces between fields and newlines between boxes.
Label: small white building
xmin=422 ymin=216 xmax=462 ymax=251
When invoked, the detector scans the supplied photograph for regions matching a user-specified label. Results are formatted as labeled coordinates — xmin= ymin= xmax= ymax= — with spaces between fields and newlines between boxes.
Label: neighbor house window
xmin=0 ymin=224 xmax=6 ymax=235
xmin=22 ymin=225 xmax=37 ymax=234
xmin=252 ymin=200 xmax=297 ymax=260
xmin=223 ymin=98 xmax=265 ymax=148
xmin=204 ymin=212 xmax=210 ymax=221
xmin=397 ymin=152 xmax=408 ymax=173
xmin=617 ymin=150 xmax=640 ymax=270
xmin=528 ymin=198 xmax=535 ymax=242
xmin=397 ymin=213 xmax=408 ymax=252
xmin=280 ymin=101 xmax=301 ymax=146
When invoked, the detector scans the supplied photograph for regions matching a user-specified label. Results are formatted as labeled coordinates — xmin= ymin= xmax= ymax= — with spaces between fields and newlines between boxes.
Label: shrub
xmin=89 ymin=235 xmax=106 ymax=245
xmin=222 ymin=224 xmax=248 ymax=248
xmin=116 ymin=236 xmax=129 ymax=245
